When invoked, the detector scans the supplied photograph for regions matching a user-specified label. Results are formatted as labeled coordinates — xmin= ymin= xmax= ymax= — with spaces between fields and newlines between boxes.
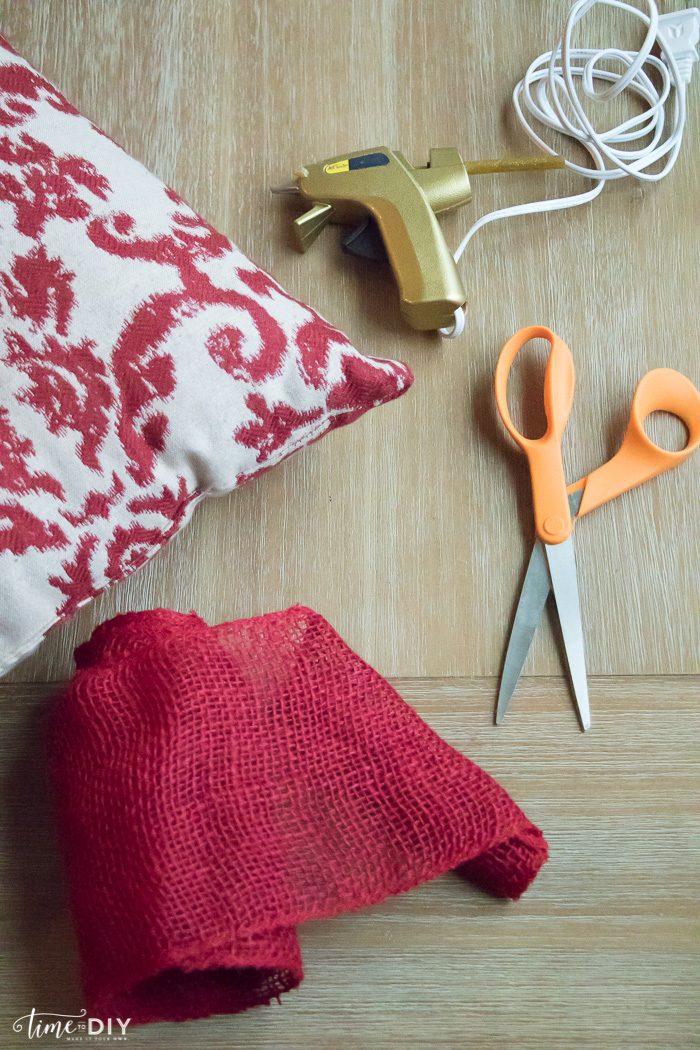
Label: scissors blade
xmin=544 ymin=537 xmax=591 ymax=731
xmin=496 ymin=539 xmax=550 ymax=724
xmin=496 ymin=491 xmax=584 ymax=725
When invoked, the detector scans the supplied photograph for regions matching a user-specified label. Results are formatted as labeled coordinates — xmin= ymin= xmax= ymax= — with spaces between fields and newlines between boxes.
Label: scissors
xmin=494 ymin=325 xmax=700 ymax=731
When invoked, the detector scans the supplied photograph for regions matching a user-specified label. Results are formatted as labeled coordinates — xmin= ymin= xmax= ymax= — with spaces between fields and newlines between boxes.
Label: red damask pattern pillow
xmin=0 ymin=37 xmax=413 ymax=675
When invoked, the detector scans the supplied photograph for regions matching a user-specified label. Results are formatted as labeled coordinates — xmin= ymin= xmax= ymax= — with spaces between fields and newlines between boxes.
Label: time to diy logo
xmin=12 ymin=1009 xmax=130 ymax=1042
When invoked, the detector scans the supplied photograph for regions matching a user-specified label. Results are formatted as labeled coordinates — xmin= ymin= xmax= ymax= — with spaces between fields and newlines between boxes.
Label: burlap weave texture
xmin=49 ymin=606 xmax=548 ymax=1024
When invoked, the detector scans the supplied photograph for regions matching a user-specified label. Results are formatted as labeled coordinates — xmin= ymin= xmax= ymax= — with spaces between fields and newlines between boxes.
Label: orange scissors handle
xmin=570 ymin=368 xmax=700 ymax=517
xmin=495 ymin=325 xmax=575 ymax=545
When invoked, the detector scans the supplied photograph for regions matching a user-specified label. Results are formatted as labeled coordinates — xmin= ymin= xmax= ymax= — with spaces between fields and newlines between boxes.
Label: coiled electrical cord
xmin=440 ymin=0 xmax=697 ymax=338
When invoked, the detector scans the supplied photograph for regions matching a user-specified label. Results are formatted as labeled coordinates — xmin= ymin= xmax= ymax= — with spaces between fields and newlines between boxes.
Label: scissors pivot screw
xmin=544 ymin=515 xmax=566 ymax=536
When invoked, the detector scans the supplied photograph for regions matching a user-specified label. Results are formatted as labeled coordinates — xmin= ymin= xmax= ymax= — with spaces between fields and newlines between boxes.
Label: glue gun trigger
xmin=340 ymin=218 xmax=389 ymax=264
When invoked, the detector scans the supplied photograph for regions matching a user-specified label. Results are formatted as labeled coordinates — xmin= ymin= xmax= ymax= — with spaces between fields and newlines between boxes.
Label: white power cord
xmin=440 ymin=0 xmax=700 ymax=338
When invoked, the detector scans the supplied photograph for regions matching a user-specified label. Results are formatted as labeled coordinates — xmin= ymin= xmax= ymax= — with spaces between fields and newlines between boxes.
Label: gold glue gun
xmin=272 ymin=147 xmax=564 ymax=332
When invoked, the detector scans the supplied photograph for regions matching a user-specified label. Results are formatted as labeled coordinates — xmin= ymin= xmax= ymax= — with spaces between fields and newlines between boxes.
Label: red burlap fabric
xmin=49 ymin=606 xmax=548 ymax=1025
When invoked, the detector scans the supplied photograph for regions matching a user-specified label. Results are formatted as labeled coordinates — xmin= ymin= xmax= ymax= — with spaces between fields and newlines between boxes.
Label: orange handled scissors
xmin=495 ymin=325 xmax=700 ymax=731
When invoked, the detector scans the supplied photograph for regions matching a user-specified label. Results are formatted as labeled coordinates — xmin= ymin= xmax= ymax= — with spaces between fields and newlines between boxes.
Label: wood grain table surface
xmin=0 ymin=1 xmax=698 ymax=1047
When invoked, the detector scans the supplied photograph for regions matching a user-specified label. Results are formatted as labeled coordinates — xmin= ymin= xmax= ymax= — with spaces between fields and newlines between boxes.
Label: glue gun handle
xmin=369 ymin=192 xmax=466 ymax=331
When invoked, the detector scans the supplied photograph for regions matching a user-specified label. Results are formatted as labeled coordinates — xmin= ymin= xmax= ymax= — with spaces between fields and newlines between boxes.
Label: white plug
xmin=658 ymin=8 xmax=700 ymax=84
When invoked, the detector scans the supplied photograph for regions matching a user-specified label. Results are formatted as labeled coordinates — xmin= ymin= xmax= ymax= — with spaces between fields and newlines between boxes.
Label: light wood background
xmin=0 ymin=1 xmax=698 ymax=1048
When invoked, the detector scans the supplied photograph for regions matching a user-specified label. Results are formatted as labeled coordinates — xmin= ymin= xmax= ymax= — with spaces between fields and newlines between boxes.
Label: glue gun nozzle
xmin=270 ymin=182 xmax=301 ymax=195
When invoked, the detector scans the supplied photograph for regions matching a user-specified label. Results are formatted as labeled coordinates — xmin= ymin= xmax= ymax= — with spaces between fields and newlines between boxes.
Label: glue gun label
xmin=323 ymin=152 xmax=390 ymax=174
xmin=323 ymin=159 xmax=350 ymax=174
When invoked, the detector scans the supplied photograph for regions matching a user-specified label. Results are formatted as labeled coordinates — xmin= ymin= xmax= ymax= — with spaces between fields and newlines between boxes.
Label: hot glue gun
xmin=272 ymin=147 xmax=564 ymax=332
